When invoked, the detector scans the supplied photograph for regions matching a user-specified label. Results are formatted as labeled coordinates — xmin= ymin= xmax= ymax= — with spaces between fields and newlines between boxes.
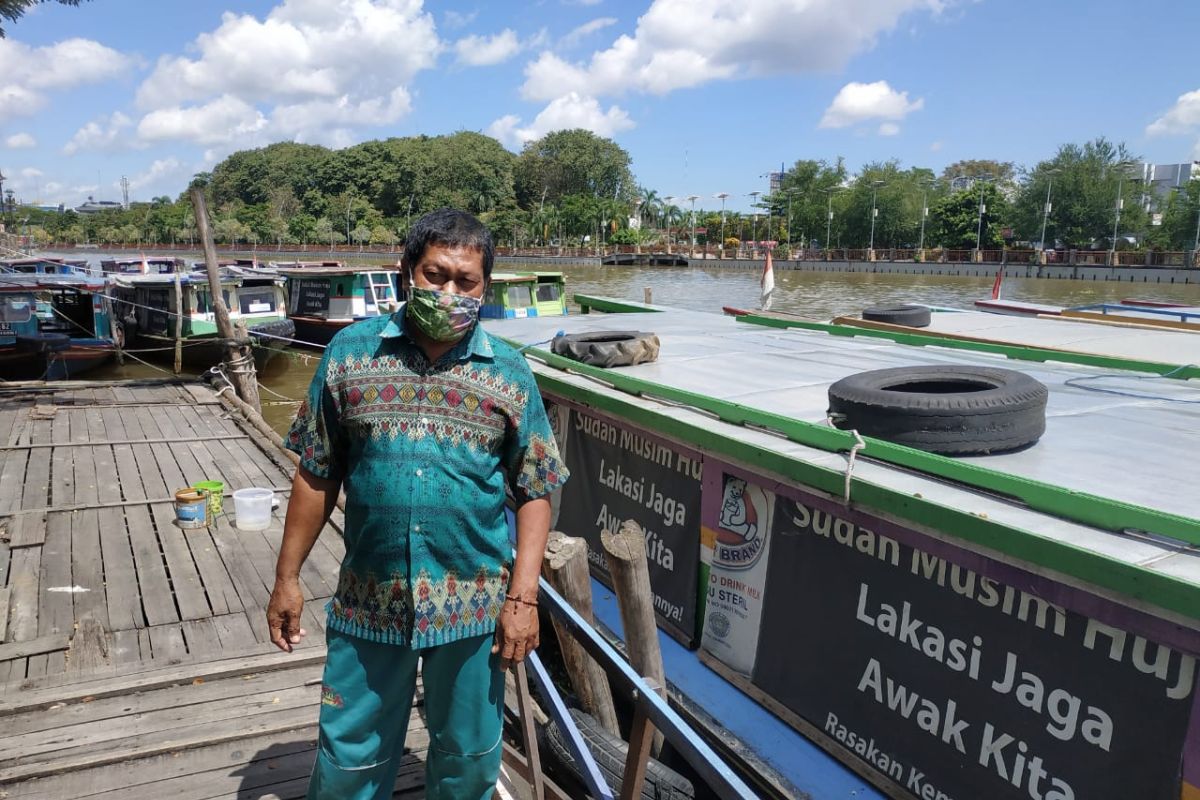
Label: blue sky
xmin=2 ymin=0 xmax=1199 ymax=214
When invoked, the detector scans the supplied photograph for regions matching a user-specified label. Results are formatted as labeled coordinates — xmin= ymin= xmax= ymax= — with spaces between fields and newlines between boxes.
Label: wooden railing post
xmin=514 ymin=662 xmax=546 ymax=800
xmin=601 ymin=519 xmax=666 ymax=756
xmin=543 ymin=532 xmax=620 ymax=735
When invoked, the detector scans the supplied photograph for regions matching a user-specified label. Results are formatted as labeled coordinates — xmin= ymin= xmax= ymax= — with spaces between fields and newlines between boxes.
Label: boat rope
xmin=826 ymin=415 xmax=865 ymax=504
xmin=1064 ymin=363 xmax=1200 ymax=404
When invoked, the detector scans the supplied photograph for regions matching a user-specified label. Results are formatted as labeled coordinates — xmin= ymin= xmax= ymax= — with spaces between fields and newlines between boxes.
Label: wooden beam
xmin=0 ymin=435 xmax=248 ymax=451
xmin=0 ymin=633 xmax=71 ymax=662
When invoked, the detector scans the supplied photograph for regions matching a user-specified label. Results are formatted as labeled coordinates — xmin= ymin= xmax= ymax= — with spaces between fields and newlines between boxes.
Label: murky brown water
xmin=88 ymin=262 xmax=1200 ymax=435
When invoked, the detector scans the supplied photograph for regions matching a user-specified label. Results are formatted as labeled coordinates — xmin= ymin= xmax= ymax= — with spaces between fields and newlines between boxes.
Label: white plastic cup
xmin=233 ymin=487 xmax=275 ymax=531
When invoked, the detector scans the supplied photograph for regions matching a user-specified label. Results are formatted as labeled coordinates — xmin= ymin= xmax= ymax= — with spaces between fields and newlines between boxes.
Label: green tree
xmin=928 ymin=183 xmax=1009 ymax=249
xmin=1010 ymin=139 xmax=1147 ymax=249
xmin=0 ymin=0 xmax=86 ymax=37
xmin=514 ymin=129 xmax=635 ymax=209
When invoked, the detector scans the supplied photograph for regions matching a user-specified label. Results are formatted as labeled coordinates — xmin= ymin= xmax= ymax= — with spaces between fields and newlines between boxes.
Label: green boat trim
xmin=574 ymin=294 xmax=662 ymax=314
xmin=501 ymin=337 xmax=1200 ymax=623
xmin=733 ymin=310 xmax=1200 ymax=380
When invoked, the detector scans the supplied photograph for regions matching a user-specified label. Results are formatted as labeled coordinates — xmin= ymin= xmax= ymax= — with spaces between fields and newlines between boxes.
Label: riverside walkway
xmin=0 ymin=379 xmax=432 ymax=799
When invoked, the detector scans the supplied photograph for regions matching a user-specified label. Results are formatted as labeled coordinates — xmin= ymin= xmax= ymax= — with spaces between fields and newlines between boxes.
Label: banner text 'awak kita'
xmin=786 ymin=501 xmax=1195 ymax=800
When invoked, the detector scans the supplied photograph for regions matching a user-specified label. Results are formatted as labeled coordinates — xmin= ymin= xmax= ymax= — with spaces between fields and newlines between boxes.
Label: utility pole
xmin=1038 ymin=169 xmax=1059 ymax=252
xmin=714 ymin=192 xmax=729 ymax=258
xmin=191 ymin=187 xmax=262 ymax=413
xmin=918 ymin=180 xmax=933 ymax=252
xmin=121 ymin=176 xmax=130 ymax=209
xmin=974 ymin=174 xmax=992 ymax=253
xmin=868 ymin=180 xmax=884 ymax=251
xmin=687 ymin=194 xmax=699 ymax=258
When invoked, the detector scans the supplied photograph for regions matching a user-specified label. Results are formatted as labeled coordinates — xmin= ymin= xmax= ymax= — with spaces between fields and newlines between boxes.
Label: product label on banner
xmin=751 ymin=491 xmax=1197 ymax=800
xmin=556 ymin=406 xmax=703 ymax=644
xmin=700 ymin=471 xmax=775 ymax=675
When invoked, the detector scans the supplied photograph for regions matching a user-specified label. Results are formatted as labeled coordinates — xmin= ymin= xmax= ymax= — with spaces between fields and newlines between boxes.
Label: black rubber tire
xmin=16 ymin=332 xmax=70 ymax=353
xmin=862 ymin=304 xmax=932 ymax=327
xmin=544 ymin=709 xmax=695 ymax=800
xmin=551 ymin=331 xmax=660 ymax=367
xmin=827 ymin=365 xmax=1047 ymax=455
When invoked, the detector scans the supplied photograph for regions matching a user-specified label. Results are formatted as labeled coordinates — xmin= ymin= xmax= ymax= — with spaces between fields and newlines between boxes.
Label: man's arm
xmin=267 ymin=466 xmax=341 ymax=653
xmin=493 ymin=495 xmax=550 ymax=667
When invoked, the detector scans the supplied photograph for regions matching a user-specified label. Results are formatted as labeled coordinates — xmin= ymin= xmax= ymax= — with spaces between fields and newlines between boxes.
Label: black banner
xmin=557 ymin=407 xmax=704 ymax=645
xmin=752 ymin=491 xmax=1196 ymax=800
xmin=295 ymin=279 xmax=330 ymax=315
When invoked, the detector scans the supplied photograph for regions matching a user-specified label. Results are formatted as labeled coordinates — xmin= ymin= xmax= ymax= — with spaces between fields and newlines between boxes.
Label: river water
xmin=82 ymin=260 xmax=1200 ymax=434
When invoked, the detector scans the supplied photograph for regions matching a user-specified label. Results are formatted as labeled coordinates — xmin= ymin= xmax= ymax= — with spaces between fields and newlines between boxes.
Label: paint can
xmin=174 ymin=487 xmax=209 ymax=529
xmin=193 ymin=480 xmax=224 ymax=517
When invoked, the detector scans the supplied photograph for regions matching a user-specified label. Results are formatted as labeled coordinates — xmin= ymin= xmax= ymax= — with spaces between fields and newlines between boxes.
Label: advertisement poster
xmin=751 ymin=487 xmax=1197 ymax=800
xmin=294 ymin=279 xmax=330 ymax=315
xmin=700 ymin=469 xmax=775 ymax=676
xmin=555 ymin=405 xmax=704 ymax=644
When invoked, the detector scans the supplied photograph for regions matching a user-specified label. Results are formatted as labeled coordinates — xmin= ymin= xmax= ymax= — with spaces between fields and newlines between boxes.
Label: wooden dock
xmin=0 ymin=379 xmax=432 ymax=799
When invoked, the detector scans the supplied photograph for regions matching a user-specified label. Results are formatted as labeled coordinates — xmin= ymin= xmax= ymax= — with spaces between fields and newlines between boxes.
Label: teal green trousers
xmin=307 ymin=629 xmax=505 ymax=800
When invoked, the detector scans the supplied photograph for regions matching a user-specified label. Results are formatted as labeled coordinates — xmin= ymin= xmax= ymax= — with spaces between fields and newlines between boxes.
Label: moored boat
xmin=0 ymin=274 xmax=115 ymax=379
xmin=483 ymin=271 xmax=567 ymax=319
xmin=108 ymin=270 xmax=293 ymax=371
xmin=280 ymin=265 xmax=399 ymax=347
xmin=100 ymin=255 xmax=187 ymax=275
xmin=484 ymin=294 xmax=1200 ymax=800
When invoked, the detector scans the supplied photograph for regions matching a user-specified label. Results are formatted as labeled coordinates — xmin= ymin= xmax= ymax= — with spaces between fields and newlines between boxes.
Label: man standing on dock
xmin=268 ymin=208 xmax=569 ymax=800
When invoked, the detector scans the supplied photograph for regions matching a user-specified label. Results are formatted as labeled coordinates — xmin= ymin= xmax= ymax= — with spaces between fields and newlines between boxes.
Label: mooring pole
xmin=173 ymin=271 xmax=183 ymax=374
xmin=543 ymin=531 xmax=620 ymax=735
xmin=191 ymin=187 xmax=262 ymax=414
xmin=601 ymin=519 xmax=667 ymax=756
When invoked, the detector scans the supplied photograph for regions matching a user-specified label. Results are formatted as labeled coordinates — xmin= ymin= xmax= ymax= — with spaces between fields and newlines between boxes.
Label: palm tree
xmin=0 ymin=1 xmax=86 ymax=37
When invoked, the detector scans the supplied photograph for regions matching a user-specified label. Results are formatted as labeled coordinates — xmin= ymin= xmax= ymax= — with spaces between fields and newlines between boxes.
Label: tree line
xmin=8 ymin=131 xmax=1200 ymax=255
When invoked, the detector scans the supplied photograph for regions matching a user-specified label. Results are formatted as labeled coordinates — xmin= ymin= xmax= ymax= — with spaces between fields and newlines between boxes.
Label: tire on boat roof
xmin=550 ymin=330 xmax=660 ymax=367
xmin=544 ymin=708 xmax=696 ymax=800
xmin=16 ymin=332 xmax=70 ymax=353
xmin=861 ymin=304 xmax=932 ymax=327
xmin=826 ymin=365 xmax=1047 ymax=455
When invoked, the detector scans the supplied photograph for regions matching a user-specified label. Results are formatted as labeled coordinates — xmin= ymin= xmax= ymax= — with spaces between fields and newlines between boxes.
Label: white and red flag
xmin=760 ymin=246 xmax=775 ymax=311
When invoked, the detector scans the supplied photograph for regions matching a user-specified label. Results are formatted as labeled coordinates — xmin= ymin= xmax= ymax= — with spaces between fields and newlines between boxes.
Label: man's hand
xmin=492 ymin=599 xmax=539 ymax=669
xmin=267 ymin=577 xmax=308 ymax=653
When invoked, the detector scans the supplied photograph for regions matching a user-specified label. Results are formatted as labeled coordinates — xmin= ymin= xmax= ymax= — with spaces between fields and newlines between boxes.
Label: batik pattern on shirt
xmin=286 ymin=309 xmax=568 ymax=648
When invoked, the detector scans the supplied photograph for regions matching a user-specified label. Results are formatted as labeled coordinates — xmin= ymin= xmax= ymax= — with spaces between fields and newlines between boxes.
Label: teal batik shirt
xmin=285 ymin=307 xmax=569 ymax=649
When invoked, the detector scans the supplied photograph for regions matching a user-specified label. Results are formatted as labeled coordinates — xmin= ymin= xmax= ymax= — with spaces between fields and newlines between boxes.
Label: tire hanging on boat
xmin=826 ymin=365 xmax=1048 ymax=455
xmin=550 ymin=331 xmax=660 ymax=367
xmin=861 ymin=304 xmax=932 ymax=327
xmin=543 ymin=708 xmax=696 ymax=800
xmin=15 ymin=332 xmax=71 ymax=353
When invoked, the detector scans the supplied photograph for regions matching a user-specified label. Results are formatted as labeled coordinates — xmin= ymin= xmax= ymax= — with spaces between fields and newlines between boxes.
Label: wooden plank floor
xmin=0 ymin=379 xmax=429 ymax=799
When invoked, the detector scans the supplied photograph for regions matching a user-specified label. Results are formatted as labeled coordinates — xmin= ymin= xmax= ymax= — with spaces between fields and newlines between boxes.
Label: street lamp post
xmin=714 ymin=192 xmax=729 ymax=258
xmin=748 ymin=191 xmax=761 ymax=255
xmin=687 ymin=194 xmax=699 ymax=258
xmin=918 ymin=180 xmax=934 ymax=252
xmin=868 ymin=180 xmax=884 ymax=252
xmin=1038 ymin=169 xmax=1059 ymax=253
xmin=974 ymin=174 xmax=992 ymax=255
xmin=1110 ymin=163 xmax=1133 ymax=264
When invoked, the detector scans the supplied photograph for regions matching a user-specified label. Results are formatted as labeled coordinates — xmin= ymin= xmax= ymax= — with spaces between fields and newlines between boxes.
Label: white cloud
xmin=930 ymin=139 xmax=943 ymax=152
xmin=878 ymin=122 xmax=901 ymax=136
xmin=133 ymin=0 xmax=440 ymax=149
xmin=127 ymin=158 xmax=186 ymax=193
xmin=63 ymin=112 xmax=134 ymax=154
xmin=4 ymin=132 xmax=36 ymax=148
xmin=455 ymin=29 xmax=521 ymax=67
xmin=819 ymin=80 xmax=923 ymax=129
xmin=0 ymin=37 xmax=132 ymax=118
xmin=20 ymin=167 xmax=43 ymax=179
xmin=522 ymin=0 xmax=945 ymax=101
xmin=1147 ymin=89 xmax=1200 ymax=138
xmin=444 ymin=10 xmax=478 ymax=29
xmin=488 ymin=92 xmax=633 ymax=148
xmin=561 ymin=17 xmax=618 ymax=48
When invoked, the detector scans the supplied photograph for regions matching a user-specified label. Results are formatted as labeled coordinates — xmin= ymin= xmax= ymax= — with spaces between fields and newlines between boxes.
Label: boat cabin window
xmin=535 ymin=283 xmax=560 ymax=302
xmin=0 ymin=296 xmax=34 ymax=322
xmin=506 ymin=285 xmax=533 ymax=308
xmin=194 ymin=289 xmax=233 ymax=314
xmin=238 ymin=287 xmax=277 ymax=314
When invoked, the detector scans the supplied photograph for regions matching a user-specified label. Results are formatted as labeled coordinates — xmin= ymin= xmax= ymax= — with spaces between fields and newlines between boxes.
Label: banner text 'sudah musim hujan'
xmin=554 ymin=404 xmax=704 ymax=644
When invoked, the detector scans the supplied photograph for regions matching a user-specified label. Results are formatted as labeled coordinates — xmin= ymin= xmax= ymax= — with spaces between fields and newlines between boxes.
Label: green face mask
xmin=406 ymin=286 xmax=482 ymax=343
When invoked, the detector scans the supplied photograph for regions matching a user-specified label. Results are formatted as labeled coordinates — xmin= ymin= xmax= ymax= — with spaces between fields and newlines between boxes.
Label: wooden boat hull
xmin=126 ymin=318 xmax=294 ymax=372
xmin=289 ymin=316 xmax=353 ymax=348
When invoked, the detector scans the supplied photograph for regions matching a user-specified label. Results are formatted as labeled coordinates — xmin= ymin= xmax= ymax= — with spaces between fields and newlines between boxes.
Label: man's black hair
xmin=402 ymin=208 xmax=494 ymax=281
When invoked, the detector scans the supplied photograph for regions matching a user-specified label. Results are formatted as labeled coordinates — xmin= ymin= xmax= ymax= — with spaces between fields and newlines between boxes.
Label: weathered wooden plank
xmin=148 ymin=499 xmax=212 ymax=622
xmin=124 ymin=504 xmax=178 ymax=627
xmin=6 ymin=547 xmax=40 ymax=642
xmin=4 ymin=663 xmax=322 ymax=739
xmin=179 ymin=617 xmax=221 ymax=659
xmin=65 ymin=617 xmax=109 ymax=674
xmin=0 ymin=645 xmax=327 ymax=713
xmin=108 ymin=628 xmax=143 ymax=667
xmin=100 ymin=407 xmax=146 ymax=503
xmin=37 ymin=513 xmax=74 ymax=639
xmin=96 ymin=506 xmax=141 ymax=632
xmin=183 ymin=526 xmax=240 ymax=618
xmin=24 ymin=654 xmax=47 ymax=680
xmin=0 ymin=436 xmax=249 ymax=451
xmin=0 ymin=633 xmax=71 ymax=661
xmin=70 ymin=510 xmax=109 ymax=630
xmin=48 ymin=410 xmax=73 ymax=508
xmin=211 ymin=610 xmax=259 ymax=650
xmin=0 ymin=586 xmax=10 ymax=642
xmin=0 ymin=701 xmax=320 ymax=784
xmin=146 ymin=623 xmax=187 ymax=664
